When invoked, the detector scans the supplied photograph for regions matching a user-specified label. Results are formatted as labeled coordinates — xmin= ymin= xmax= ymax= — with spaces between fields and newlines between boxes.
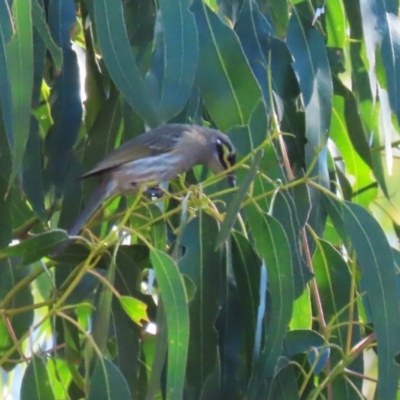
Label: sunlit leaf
xmin=119 ymin=296 xmax=148 ymax=327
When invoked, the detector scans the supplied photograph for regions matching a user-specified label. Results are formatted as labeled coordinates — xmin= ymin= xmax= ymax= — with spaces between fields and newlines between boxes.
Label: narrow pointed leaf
xmin=88 ymin=358 xmax=132 ymax=400
xmin=31 ymin=0 xmax=62 ymax=70
xmin=191 ymin=0 xmax=265 ymax=132
xmin=157 ymin=0 xmax=198 ymax=121
xmin=7 ymin=0 xmax=33 ymax=188
xmin=21 ymin=355 xmax=55 ymax=400
xmin=341 ymin=201 xmax=400 ymax=400
xmin=0 ymin=230 xmax=69 ymax=264
xmin=0 ymin=0 xmax=14 ymax=154
xmin=216 ymin=150 xmax=262 ymax=248
xmin=178 ymin=214 xmax=222 ymax=394
xmin=93 ymin=0 xmax=159 ymax=127
xmin=150 ymin=249 xmax=189 ymax=400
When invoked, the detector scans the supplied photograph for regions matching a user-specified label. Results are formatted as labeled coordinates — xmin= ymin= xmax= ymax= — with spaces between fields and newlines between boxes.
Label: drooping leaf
xmin=231 ymin=232 xmax=261 ymax=373
xmin=156 ymin=0 xmax=199 ymax=121
xmin=178 ymin=213 xmax=222 ymax=395
xmin=46 ymin=0 xmax=82 ymax=196
xmin=191 ymin=0 xmax=265 ymax=133
xmin=31 ymin=0 xmax=62 ymax=70
xmin=341 ymin=201 xmax=400 ymax=400
xmin=286 ymin=5 xmax=332 ymax=238
xmin=0 ymin=259 xmax=34 ymax=371
xmin=245 ymin=207 xmax=294 ymax=397
xmin=150 ymin=249 xmax=189 ymax=400
xmin=7 ymin=0 xmax=33 ymax=188
xmin=0 ymin=0 xmax=14 ymax=155
xmin=216 ymin=150 xmax=263 ymax=248
xmin=313 ymin=239 xmax=363 ymax=397
xmin=88 ymin=358 xmax=132 ymax=400
xmin=20 ymin=355 xmax=55 ymax=400
xmin=0 ymin=230 xmax=69 ymax=265
xmin=92 ymin=0 xmax=159 ymax=127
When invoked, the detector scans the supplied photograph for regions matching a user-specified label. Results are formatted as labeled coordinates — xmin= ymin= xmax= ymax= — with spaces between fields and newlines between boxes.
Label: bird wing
xmin=80 ymin=125 xmax=185 ymax=179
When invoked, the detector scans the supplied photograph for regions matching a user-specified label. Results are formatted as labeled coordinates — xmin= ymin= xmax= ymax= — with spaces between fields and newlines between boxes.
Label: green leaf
xmin=31 ymin=0 xmax=62 ymax=70
xmin=82 ymin=89 xmax=122 ymax=172
xmin=178 ymin=213 xmax=222 ymax=395
xmin=313 ymin=238 xmax=363 ymax=396
xmin=157 ymin=0 xmax=199 ymax=121
xmin=0 ymin=176 xmax=12 ymax=249
xmin=231 ymin=232 xmax=261 ymax=371
xmin=0 ymin=259 xmax=34 ymax=371
xmin=119 ymin=296 xmax=148 ymax=326
xmin=93 ymin=0 xmax=159 ymax=127
xmin=268 ymin=364 xmax=300 ymax=400
xmin=150 ymin=249 xmax=189 ymax=400
xmin=7 ymin=0 xmax=33 ymax=188
xmin=0 ymin=0 xmax=14 ymax=154
xmin=340 ymin=201 xmax=400 ymax=400
xmin=290 ymin=286 xmax=312 ymax=330
xmin=246 ymin=207 xmax=294 ymax=397
xmin=286 ymin=5 xmax=332 ymax=239
xmin=216 ymin=150 xmax=262 ymax=248
xmin=191 ymin=0 xmax=264 ymax=132
xmin=287 ymin=6 xmax=332 ymax=181
xmin=22 ymin=117 xmax=47 ymax=220
xmin=0 ymin=230 xmax=69 ymax=265
xmin=330 ymin=93 xmax=375 ymax=197
xmin=88 ymin=358 xmax=132 ymax=400
xmin=20 ymin=355 xmax=55 ymax=400
xmin=268 ymin=0 xmax=289 ymax=38
xmin=285 ymin=329 xmax=325 ymax=356
xmin=113 ymin=245 xmax=151 ymax=397
xmin=326 ymin=0 xmax=346 ymax=48
xmin=46 ymin=0 xmax=82 ymax=196
xmin=271 ymin=190 xmax=313 ymax=298
xmin=234 ymin=1 xmax=273 ymax=110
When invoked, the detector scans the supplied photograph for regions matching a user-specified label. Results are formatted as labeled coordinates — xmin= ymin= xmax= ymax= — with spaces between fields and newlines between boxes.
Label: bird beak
xmin=227 ymin=173 xmax=236 ymax=187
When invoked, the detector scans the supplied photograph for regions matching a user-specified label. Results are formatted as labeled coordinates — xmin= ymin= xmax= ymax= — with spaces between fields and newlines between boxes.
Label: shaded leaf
xmin=31 ymin=0 xmax=62 ymax=70
xmin=0 ymin=230 xmax=69 ymax=265
xmin=216 ymin=150 xmax=263 ymax=248
xmin=0 ymin=259 xmax=34 ymax=371
xmin=46 ymin=0 xmax=82 ymax=196
xmin=21 ymin=355 xmax=55 ymax=400
xmin=150 ymin=249 xmax=189 ymax=400
xmin=88 ymin=358 xmax=132 ymax=400
xmin=0 ymin=0 xmax=14 ymax=154
xmin=157 ymin=0 xmax=199 ymax=121
xmin=92 ymin=0 xmax=159 ymax=127
xmin=178 ymin=213 xmax=222 ymax=395
xmin=246 ymin=208 xmax=294 ymax=397
xmin=341 ymin=201 xmax=400 ymax=400
xmin=231 ymin=232 xmax=261 ymax=373
xmin=7 ymin=0 xmax=33 ymax=187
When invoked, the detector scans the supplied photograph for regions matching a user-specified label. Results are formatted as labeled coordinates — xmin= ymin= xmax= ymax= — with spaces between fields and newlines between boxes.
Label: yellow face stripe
xmin=222 ymin=143 xmax=232 ymax=167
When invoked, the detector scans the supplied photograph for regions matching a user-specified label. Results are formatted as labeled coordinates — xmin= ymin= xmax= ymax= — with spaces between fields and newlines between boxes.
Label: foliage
xmin=1 ymin=0 xmax=400 ymax=399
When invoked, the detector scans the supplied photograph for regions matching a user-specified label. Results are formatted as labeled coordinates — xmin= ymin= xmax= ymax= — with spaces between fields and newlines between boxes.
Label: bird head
xmin=203 ymin=129 xmax=236 ymax=187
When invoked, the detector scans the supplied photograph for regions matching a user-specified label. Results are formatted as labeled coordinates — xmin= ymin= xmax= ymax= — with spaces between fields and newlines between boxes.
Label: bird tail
xmin=51 ymin=179 xmax=114 ymax=257
xmin=68 ymin=179 xmax=114 ymax=237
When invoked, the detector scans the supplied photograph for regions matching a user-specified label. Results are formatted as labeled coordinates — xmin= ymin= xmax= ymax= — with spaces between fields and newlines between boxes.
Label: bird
xmin=56 ymin=123 xmax=236 ymax=251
